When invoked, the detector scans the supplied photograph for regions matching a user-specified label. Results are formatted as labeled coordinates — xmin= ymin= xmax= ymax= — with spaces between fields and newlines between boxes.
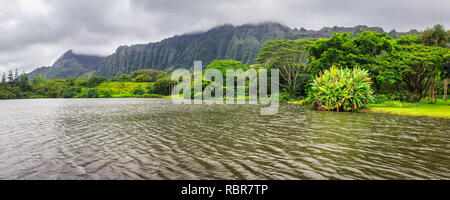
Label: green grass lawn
xmin=94 ymin=82 xmax=170 ymax=98
xmin=288 ymin=100 xmax=305 ymax=105
xmin=97 ymin=82 xmax=153 ymax=97
xmin=364 ymin=99 xmax=450 ymax=119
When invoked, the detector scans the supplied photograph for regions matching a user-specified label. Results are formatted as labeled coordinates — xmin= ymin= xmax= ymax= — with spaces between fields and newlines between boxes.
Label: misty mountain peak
xmin=56 ymin=50 xmax=76 ymax=62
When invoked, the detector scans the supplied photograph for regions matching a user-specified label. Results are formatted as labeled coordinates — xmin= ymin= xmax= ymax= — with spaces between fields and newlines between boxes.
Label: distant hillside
xmin=29 ymin=50 xmax=104 ymax=79
xmin=29 ymin=22 xmax=419 ymax=79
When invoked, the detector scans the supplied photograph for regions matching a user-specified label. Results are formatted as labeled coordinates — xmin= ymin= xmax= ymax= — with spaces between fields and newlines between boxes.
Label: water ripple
xmin=0 ymin=98 xmax=449 ymax=180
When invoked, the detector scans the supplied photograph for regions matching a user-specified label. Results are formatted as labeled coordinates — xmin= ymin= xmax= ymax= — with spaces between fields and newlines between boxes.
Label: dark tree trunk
xmin=428 ymin=85 xmax=432 ymax=101
xmin=431 ymin=74 xmax=435 ymax=103
xmin=444 ymin=78 xmax=448 ymax=101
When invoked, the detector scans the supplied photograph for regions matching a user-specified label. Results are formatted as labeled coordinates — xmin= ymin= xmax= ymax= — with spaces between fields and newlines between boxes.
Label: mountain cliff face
xmin=29 ymin=50 xmax=104 ymax=79
xmin=98 ymin=23 xmax=295 ymax=77
xmin=29 ymin=23 xmax=418 ymax=79
xmin=388 ymin=29 xmax=420 ymax=39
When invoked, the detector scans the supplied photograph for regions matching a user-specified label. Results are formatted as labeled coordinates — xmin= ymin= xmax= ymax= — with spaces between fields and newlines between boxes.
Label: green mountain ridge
xmin=29 ymin=22 xmax=419 ymax=79
xmin=29 ymin=50 xmax=105 ymax=79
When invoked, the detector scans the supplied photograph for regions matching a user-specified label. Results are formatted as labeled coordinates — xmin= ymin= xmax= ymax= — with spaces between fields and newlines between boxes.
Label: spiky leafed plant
xmin=306 ymin=66 xmax=375 ymax=112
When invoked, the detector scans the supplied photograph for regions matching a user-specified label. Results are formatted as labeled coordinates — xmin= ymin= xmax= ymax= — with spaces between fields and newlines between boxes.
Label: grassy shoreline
xmin=5 ymin=94 xmax=450 ymax=119
xmin=362 ymin=99 xmax=450 ymax=119
xmin=288 ymin=99 xmax=450 ymax=119
xmin=0 ymin=94 xmax=175 ymax=100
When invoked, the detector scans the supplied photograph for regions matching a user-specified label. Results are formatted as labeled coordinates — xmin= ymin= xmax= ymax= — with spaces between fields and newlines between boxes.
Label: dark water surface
xmin=0 ymin=98 xmax=448 ymax=180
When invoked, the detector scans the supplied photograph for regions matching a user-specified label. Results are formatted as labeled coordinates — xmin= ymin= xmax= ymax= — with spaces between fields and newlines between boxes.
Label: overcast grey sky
xmin=0 ymin=0 xmax=449 ymax=72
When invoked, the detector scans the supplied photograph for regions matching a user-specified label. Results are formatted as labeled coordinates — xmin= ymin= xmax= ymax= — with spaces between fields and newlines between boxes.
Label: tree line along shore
xmin=1 ymin=25 xmax=449 ymax=118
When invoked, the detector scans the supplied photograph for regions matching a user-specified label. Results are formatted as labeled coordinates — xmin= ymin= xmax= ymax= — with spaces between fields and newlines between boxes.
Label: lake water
xmin=0 ymin=98 xmax=449 ymax=180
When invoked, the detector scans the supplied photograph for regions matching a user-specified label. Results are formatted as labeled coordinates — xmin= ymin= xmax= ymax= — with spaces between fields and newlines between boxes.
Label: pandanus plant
xmin=306 ymin=66 xmax=375 ymax=112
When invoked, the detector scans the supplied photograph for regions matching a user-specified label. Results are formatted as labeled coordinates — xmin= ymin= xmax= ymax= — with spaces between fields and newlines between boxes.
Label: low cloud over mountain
xmin=1 ymin=0 xmax=448 ymax=73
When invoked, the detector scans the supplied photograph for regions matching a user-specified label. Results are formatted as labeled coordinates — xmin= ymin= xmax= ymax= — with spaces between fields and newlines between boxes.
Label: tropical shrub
xmin=0 ymin=89 xmax=15 ymax=99
xmin=205 ymin=60 xmax=250 ymax=76
xmin=61 ymin=87 xmax=75 ymax=98
xmin=77 ymin=76 xmax=107 ymax=88
xmin=134 ymin=74 xmax=153 ymax=82
xmin=33 ymin=79 xmax=66 ymax=97
xmin=87 ymin=89 xmax=99 ymax=98
xmin=99 ymin=88 xmax=112 ymax=97
xmin=374 ymin=94 xmax=388 ymax=103
xmin=279 ymin=92 xmax=294 ymax=102
xmin=113 ymin=74 xmax=131 ymax=82
xmin=153 ymin=79 xmax=174 ymax=95
xmin=132 ymin=86 xmax=146 ymax=95
xmin=146 ymin=84 xmax=155 ymax=94
xmin=306 ymin=66 xmax=375 ymax=112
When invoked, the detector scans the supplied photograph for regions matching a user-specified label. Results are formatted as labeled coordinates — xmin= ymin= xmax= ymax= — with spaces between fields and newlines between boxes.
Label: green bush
xmin=87 ymin=89 xmax=99 ymax=98
xmin=99 ymin=88 xmax=112 ymax=97
xmin=61 ymin=87 xmax=75 ymax=98
xmin=295 ymin=73 xmax=312 ymax=97
xmin=279 ymin=92 xmax=294 ymax=102
xmin=0 ymin=89 xmax=15 ymax=99
xmin=132 ymin=86 xmax=146 ymax=95
xmin=47 ymin=90 xmax=59 ymax=98
xmin=134 ymin=74 xmax=153 ymax=82
xmin=73 ymin=86 xmax=82 ymax=94
xmin=146 ymin=84 xmax=155 ymax=94
xmin=374 ymin=94 xmax=388 ymax=103
xmin=113 ymin=74 xmax=131 ymax=82
xmin=153 ymin=79 xmax=173 ymax=95
xmin=17 ymin=91 xmax=31 ymax=99
xmin=306 ymin=66 xmax=375 ymax=112
xmin=79 ymin=76 xmax=107 ymax=88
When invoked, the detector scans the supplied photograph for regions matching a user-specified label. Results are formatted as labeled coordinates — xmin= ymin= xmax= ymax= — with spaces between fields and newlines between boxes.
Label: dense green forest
xmin=258 ymin=25 xmax=449 ymax=103
xmin=0 ymin=69 xmax=174 ymax=99
xmin=1 ymin=25 xmax=449 ymax=116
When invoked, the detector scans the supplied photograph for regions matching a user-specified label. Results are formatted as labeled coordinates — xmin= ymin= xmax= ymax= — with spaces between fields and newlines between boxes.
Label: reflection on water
xmin=0 ymin=98 xmax=449 ymax=180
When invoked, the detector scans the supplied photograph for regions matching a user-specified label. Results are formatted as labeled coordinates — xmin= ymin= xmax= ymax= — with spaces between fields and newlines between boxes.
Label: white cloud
xmin=0 ymin=0 xmax=448 ymax=73
xmin=19 ymin=0 xmax=51 ymax=15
